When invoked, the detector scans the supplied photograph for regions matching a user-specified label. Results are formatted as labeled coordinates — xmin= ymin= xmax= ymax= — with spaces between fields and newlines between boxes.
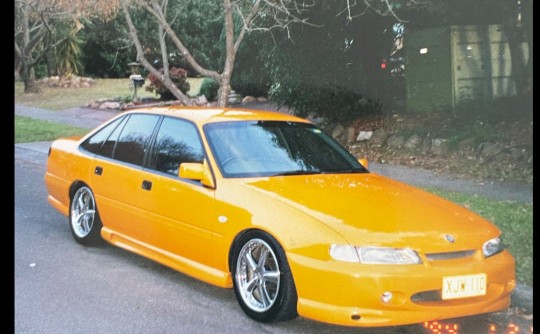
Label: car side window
xmin=148 ymin=117 xmax=204 ymax=176
xmin=112 ymin=114 xmax=160 ymax=166
xmin=80 ymin=116 xmax=125 ymax=154
xmin=100 ymin=116 xmax=128 ymax=158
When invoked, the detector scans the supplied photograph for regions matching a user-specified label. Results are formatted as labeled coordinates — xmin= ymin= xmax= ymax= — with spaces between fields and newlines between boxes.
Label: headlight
xmin=483 ymin=237 xmax=504 ymax=257
xmin=330 ymin=245 xmax=422 ymax=264
xmin=358 ymin=247 xmax=422 ymax=264
xmin=329 ymin=245 xmax=359 ymax=263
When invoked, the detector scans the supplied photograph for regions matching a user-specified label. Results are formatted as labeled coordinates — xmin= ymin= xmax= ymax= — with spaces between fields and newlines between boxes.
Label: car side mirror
xmin=179 ymin=162 xmax=215 ymax=188
xmin=358 ymin=158 xmax=369 ymax=169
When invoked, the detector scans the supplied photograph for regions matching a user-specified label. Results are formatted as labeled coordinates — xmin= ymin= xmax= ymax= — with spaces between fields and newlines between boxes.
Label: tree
xmin=78 ymin=16 xmax=136 ymax=78
xmin=120 ymin=0 xmax=314 ymax=107
xmin=353 ymin=0 xmax=532 ymax=97
xmin=55 ymin=23 xmax=84 ymax=77
xmin=14 ymin=0 xmax=119 ymax=92
xmin=499 ymin=0 xmax=532 ymax=96
xmin=335 ymin=0 xmax=532 ymax=109
xmin=259 ymin=1 xmax=393 ymax=120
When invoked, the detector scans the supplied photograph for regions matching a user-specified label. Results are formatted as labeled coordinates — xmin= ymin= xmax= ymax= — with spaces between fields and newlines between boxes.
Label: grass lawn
xmin=427 ymin=188 xmax=533 ymax=286
xmin=15 ymin=77 xmax=203 ymax=111
xmin=15 ymin=116 xmax=89 ymax=143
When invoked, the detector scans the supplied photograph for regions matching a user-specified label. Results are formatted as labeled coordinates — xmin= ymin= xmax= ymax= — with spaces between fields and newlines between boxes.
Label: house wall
xmin=405 ymin=24 xmax=528 ymax=112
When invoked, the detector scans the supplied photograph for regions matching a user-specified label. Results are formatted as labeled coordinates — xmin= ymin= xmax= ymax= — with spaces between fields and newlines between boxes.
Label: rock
xmin=481 ymin=142 xmax=505 ymax=158
xmin=421 ymin=136 xmax=432 ymax=152
xmin=369 ymin=130 xmax=388 ymax=147
xmin=322 ymin=123 xmax=336 ymax=135
xmin=256 ymin=97 xmax=268 ymax=102
xmin=346 ymin=127 xmax=357 ymax=145
xmin=509 ymin=147 xmax=525 ymax=161
xmin=356 ymin=130 xmax=373 ymax=142
xmin=242 ymin=96 xmax=256 ymax=103
xmin=86 ymin=101 xmax=101 ymax=109
xmin=386 ymin=135 xmax=405 ymax=149
xmin=431 ymin=138 xmax=449 ymax=155
xmin=349 ymin=142 xmax=368 ymax=155
xmin=404 ymin=134 xmax=421 ymax=150
xmin=331 ymin=125 xmax=345 ymax=139
xmin=98 ymin=101 xmax=121 ymax=110
xmin=195 ymin=95 xmax=208 ymax=106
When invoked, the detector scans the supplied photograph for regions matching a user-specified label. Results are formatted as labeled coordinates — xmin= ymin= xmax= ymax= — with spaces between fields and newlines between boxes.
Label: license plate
xmin=442 ymin=273 xmax=487 ymax=300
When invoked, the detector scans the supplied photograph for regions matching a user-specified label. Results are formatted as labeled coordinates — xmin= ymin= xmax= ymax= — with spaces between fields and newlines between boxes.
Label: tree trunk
xmin=15 ymin=47 xmax=22 ymax=80
xmin=504 ymin=25 xmax=527 ymax=95
xmin=217 ymin=79 xmax=231 ymax=107
xmin=122 ymin=1 xmax=192 ymax=104
xmin=22 ymin=63 xmax=40 ymax=93
xmin=216 ymin=0 xmax=236 ymax=107
xmin=45 ymin=47 xmax=57 ymax=77
xmin=15 ymin=61 xmax=21 ymax=81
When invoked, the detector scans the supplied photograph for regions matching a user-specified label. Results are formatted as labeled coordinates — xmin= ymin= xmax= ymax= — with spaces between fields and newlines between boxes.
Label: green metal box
xmin=405 ymin=25 xmax=524 ymax=112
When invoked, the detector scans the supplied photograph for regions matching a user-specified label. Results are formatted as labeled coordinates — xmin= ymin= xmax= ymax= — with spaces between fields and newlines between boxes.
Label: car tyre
xmin=232 ymin=231 xmax=298 ymax=323
xmin=69 ymin=185 xmax=103 ymax=245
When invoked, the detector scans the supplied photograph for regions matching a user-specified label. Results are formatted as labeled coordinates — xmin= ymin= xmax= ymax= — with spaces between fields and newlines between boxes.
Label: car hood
xmin=240 ymin=173 xmax=499 ymax=252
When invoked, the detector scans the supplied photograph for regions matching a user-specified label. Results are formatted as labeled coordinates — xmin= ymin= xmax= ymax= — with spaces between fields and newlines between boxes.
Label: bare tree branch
xmin=335 ymin=0 xmax=434 ymax=23
xmin=232 ymin=0 xmax=261 ymax=53
xmin=122 ymin=0 xmax=316 ymax=106
xmin=155 ymin=0 xmax=170 ymax=78
xmin=138 ymin=0 xmax=221 ymax=81
xmin=120 ymin=0 xmax=194 ymax=105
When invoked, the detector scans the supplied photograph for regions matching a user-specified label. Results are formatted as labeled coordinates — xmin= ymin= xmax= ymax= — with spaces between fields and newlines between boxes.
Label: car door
xmin=89 ymin=113 xmax=161 ymax=243
xmin=133 ymin=116 xmax=217 ymax=270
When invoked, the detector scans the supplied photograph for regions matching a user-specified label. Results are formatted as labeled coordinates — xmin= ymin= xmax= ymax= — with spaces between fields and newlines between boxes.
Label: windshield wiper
xmin=326 ymin=168 xmax=368 ymax=173
xmin=271 ymin=169 xmax=322 ymax=176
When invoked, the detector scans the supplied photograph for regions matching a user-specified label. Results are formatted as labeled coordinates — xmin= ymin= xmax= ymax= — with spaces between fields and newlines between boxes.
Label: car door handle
xmin=142 ymin=180 xmax=152 ymax=191
xmin=94 ymin=166 xmax=103 ymax=175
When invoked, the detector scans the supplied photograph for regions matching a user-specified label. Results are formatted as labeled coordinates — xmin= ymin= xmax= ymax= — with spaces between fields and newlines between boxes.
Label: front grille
xmin=425 ymin=250 xmax=475 ymax=261
xmin=411 ymin=290 xmax=441 ymax=303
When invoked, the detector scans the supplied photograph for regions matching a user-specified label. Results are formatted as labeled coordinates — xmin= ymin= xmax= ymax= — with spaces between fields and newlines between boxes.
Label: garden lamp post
xmin=128 ymin=62 xmax=145 ymax=102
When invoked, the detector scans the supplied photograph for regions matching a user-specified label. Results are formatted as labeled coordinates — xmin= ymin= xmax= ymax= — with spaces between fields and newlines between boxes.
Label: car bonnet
xmin=239 ymin=172 xmax=500 ymax=253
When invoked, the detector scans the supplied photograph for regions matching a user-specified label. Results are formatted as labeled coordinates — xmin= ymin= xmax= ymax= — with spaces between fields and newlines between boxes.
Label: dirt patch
xmin=350 ymin=112 xmax=532 ymax=184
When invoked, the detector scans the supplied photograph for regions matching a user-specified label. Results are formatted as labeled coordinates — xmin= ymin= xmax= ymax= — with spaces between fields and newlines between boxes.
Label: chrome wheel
xmin=235 ymin=238 xmax=281 ymax=313
xmin=70 ymin=186 xmax=97 ymax=239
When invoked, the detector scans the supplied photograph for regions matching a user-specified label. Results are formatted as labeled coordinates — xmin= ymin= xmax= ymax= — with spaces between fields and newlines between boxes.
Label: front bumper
xmin=288 ymin=250 xmax=515 ymax=327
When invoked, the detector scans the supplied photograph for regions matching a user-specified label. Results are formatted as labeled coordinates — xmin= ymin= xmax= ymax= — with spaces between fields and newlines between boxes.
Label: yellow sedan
xmin=44 ymin=106 xmax=515 ymax=327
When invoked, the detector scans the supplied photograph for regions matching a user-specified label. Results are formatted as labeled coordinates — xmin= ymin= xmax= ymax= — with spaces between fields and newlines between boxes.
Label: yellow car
xmin=44 ymin=106 xmax=515 ymax=327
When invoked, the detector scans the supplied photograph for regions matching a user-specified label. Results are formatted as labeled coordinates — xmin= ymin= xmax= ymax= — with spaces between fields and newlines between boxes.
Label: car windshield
xmin=204 ymin=120 xmax=368 ymax=178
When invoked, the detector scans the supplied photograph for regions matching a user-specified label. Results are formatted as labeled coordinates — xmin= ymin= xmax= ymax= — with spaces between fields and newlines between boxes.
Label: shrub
xmin=231 ymin=66 xmax=271 ymax=98
xmin=145 ymin=67 xmax=190 ymax=101
xmin=231 ymin=74 xmax=271 ymax=98
xmin=269 ymin=82 xmax=383 ymax=123
xmin=199 ymin=78 xmax=220 ymax=101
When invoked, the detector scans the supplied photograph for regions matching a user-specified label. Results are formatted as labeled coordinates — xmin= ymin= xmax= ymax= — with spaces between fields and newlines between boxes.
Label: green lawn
xmin=426 ymin=188 xmax=533 ymax=286
xmin=15 ymin=77 xmax=203 ymax=111
xmin=15 ymin=115 xmax=89 ymax=143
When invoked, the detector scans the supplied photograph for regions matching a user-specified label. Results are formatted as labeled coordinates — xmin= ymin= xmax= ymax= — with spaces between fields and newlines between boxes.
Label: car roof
xmin=122 ymin=106 xmax=312 ymax=126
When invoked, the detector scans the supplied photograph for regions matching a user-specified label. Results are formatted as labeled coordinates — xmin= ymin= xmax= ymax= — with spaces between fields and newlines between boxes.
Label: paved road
xmin=15 ymin=150 xmax=535 ymax=333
